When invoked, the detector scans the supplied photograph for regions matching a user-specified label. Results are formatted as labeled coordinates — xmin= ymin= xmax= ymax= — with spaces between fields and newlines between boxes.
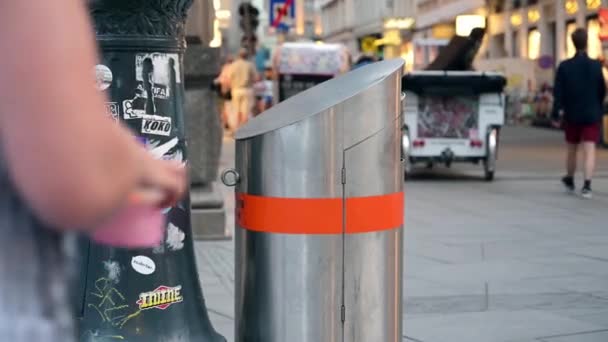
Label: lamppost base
xmin=191 ymin=183 xmax=231 ymax=241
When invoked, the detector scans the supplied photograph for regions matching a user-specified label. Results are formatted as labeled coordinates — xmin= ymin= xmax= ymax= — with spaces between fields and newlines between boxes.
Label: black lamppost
xmin=239 ymin=2 xmax=260 ymax=55
xmin=75 ymin=1 xmax=226 ymax=341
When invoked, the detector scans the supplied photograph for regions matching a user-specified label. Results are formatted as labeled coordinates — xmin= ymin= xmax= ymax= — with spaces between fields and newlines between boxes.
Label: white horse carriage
xmin=400 ymin=28 xmax=507 ymax=180
xmin=401 ymin=71 xmax=506 ymax=180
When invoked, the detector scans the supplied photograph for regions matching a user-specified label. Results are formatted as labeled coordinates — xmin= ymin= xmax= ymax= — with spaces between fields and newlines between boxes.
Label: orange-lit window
xmin=566 ymin=22 xmax=577 ymax=58
xmin=588 ymin=19 xmax=601 ymax=59
xmin=528 ymin=29 xmax=541 ymax=59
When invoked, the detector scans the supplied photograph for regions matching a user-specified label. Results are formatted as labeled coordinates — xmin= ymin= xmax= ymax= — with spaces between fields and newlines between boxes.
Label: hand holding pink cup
xmin=92 ymin=204 xmax=165 ymax=248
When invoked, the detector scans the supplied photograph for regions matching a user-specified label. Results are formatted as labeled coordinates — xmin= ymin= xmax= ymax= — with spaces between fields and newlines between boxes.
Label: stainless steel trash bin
xmin=229 ymin=59 xmax=404 ymax=342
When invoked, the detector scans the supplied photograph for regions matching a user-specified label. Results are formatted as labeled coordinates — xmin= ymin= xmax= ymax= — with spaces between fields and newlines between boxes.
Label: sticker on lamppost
xmin=141 ymin=114 xmax=172 ymax=136
xmin=136 ymin=285 xmax=183 ymax=310
xmin=105 ymin=102 xmax=120 ymax=122
xmin=131 ymin=256 xmax=156 ymax=275
xmin=95 ymin=65 xmax=113 ymax=91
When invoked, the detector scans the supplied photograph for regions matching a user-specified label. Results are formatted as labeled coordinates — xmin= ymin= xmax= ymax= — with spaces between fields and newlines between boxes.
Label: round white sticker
xmin=131 ymin=256 xmax=156 ymax=275
xmin=95 ymin=64 xmax=113 ymax=91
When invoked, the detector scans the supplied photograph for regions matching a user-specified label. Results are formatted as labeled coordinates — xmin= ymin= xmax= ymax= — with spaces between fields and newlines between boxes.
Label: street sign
xmin=270 ymin=0 xmax=295 ymax=32
xmin=538 ymin=55 xmax=554 ymax=69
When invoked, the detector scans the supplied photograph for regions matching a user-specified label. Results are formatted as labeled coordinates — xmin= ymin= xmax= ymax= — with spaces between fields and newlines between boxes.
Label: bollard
xmin=225 ymin=59 xmax=405 ymax=341
xmin=76 ymin=1 xmax=225 ymax=341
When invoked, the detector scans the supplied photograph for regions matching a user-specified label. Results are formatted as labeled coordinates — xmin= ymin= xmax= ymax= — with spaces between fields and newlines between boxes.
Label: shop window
xmin=566 ymin=21 xmax=577 ymax=58
xmin=588 ymin=18 xmax=601 ymax=59
xmin=528 ymin=29 xmax=541 ymax=60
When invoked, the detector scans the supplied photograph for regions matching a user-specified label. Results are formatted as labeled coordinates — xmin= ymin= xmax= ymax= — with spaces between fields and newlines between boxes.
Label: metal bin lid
xmin=235 ymin=59 xmax=405 ymax=140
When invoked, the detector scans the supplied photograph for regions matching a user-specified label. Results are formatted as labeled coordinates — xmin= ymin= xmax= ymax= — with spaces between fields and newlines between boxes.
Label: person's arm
xmin=551 ymin=64 xmax=564 ymax=121
xmin=222 ymin=64 xmax=232 ymax=90
xmin=251 ymin=64 xmax=259 ymax=85
xmin=0 ymin=0 xmax=184 ymax=230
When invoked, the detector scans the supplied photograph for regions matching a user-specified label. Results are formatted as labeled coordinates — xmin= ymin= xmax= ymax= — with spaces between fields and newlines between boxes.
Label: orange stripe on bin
xmin=346 ymin=192 xmax=404 ymax=233
xmin=236 ymin=192 xmax=404 ymax=234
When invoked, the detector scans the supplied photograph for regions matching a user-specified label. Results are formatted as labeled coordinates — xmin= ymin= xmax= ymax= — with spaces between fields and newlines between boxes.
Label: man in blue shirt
xmin=553 ymin=28 xmax=606 ymax=199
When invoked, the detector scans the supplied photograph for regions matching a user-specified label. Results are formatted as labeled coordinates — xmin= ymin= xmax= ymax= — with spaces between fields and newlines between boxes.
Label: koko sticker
xmin=105 ymin=102 xmax=119 ymax=121
xmin=141 ymin=114 xmax=172 ymax=136
xmin=95 ymin=64 xmax=113 ymax=91
xmin=136 ymin=285 xmax=183 ymax=310
xmin=131 ymin=256 xmax=156 ymax=275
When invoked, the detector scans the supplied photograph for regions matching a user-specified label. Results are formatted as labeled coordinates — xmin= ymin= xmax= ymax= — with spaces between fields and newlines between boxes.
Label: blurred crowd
xmin=212 ymin=48 xmax=274 ymax=136
xmin=210 ymin=44 xmax=384 ymax=136
xmin=504 ymin=82 xmax=555 ymax=127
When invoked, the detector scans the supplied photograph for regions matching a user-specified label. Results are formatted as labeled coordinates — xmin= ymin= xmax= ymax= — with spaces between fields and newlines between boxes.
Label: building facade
xmin=411 ymin=0 xmax=486 ymax=69
xmin=318 ymin=0 xmax=417 ymax=61
xmin=220 ymin=0 xmax=320 ymax=54
xmin=408 ymin=0 xmax=608 ymax=91
xmin=411 ymin=0 xmax=608 ymax=69
xmin=485 ymin=0 xmax=606 ymax=63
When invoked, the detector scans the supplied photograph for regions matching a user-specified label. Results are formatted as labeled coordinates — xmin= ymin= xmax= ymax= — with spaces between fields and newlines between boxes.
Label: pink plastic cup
xmin=92 ymin=205 xmax=165 ymax=248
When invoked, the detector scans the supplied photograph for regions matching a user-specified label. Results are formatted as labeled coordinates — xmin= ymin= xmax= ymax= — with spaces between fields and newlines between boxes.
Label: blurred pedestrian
xmin=552 ymin=28 xmax=606 ymax=199
xmin=255 ymin=45 xmax=270 ymax=74
xmin=253 ymin=67 xmax=274 ymax=115
xmin=0 ymin=1 xmax=186 ymax=340
xmin=352 ymin=53 xmax=376 ymax=70
xmin=214 ymin=55 xmax=233 ymax=132
xmin=229 ymin=48 xmax=258 ymax=132
xmin=534 ymin=82 xmax=553 ymax=120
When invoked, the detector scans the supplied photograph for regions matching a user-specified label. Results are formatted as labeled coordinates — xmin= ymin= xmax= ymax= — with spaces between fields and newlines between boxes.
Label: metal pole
xmin=75 ymin=1 xmax=226 ymax=341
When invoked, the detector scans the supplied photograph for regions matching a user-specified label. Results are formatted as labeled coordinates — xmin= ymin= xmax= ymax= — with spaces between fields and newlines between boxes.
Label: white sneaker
xmin=581 ymin=187 xmax=593 ymax=199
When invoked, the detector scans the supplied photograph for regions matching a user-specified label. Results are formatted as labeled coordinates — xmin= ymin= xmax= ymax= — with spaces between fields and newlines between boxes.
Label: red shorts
xmin=564 ymin=122 xmax=601 ymax=144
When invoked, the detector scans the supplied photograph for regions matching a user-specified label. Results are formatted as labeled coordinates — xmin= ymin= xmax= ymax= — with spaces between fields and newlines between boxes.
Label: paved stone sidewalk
xmin=195 ymin=127 xmax=608 ymax=342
